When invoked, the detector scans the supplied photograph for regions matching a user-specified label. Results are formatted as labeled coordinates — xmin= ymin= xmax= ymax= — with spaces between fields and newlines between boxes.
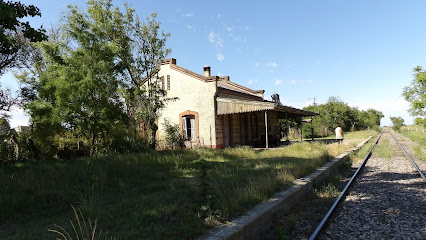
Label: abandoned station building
xmin=155 ymin=58 xmax=318 ymax=149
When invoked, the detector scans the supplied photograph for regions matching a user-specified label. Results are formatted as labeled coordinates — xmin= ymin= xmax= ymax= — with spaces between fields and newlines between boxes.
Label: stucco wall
xmin=156 ymin=64 xmax=217 ymax=147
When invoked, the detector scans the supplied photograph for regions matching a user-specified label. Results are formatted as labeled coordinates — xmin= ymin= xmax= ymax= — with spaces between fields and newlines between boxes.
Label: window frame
xmin=179 ymin=110 xmax=199 ymax=142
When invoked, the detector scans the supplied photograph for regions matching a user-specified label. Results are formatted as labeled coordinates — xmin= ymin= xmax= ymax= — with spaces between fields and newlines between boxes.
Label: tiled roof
xmin=170 ymin=64 xmax=218 ymax=82
xmin=217 ymin=81 xmax=264 ymax=98
xmin=160 ymin=59 xmax=264 ymax=98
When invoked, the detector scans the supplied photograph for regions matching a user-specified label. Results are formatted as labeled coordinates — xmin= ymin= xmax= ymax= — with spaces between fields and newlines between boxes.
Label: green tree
xmin=67 ymin=0 xmax=170 ymax=149
xmin=0 ymin=116 xmax=11 ymax=140
xmin=414 ymin=117 xmax=425 ymax=128
xmin=390 ymin=116 xmax=404 ymax=132
xmin=403 ymin=66 xmax=425 ymax=116
xmin=0 ymin=82 xmax=14 ymax=115
xmin=358 ymin=108 xmax=384 ymax=130
xmin=303 ymin=97 xmax=384 ymax=137
xmin=19 ymin=5 xmax=128 ymax=156
xmin=0 ymin=116 xmax=14 ymax=162
xmin=316 ymin=96 xmax=353 ymax=132
xmin=0 ymin=0 xmax=47 ymax=74
xmin=19 ymin=0 xmax=170 ymax=155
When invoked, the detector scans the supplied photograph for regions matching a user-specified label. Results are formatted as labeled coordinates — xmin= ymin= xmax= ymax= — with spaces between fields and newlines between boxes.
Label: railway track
xmin=310 ymin=130 xmax=426 ymax=240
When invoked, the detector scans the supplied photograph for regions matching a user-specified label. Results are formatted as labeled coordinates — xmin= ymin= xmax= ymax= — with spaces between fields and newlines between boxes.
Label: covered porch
xmin=215 ymin=97 xmax=319 ymax=148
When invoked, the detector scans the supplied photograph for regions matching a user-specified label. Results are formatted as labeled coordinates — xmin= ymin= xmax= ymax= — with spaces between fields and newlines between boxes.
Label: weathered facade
xmin=155 ymin=59 xmax=318 ymax=149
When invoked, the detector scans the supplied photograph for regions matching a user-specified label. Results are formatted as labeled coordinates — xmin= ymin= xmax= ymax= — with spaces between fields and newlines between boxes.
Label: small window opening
xmin=182 ymin=115 xmax=196 ymax=140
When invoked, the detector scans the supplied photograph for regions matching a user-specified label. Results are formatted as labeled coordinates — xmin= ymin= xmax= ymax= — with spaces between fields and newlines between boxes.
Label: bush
xmin=163 ymin=119 xmax=185 ymax=149
xmin=110 ymin=136 xmax=149 ymax=154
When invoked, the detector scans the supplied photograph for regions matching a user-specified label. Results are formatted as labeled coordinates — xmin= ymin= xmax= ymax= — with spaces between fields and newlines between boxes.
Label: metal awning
xmin=217 ymin=98 xmax=274 ymax=115
xmin=216 ymin=97 xmax=318 ymax=117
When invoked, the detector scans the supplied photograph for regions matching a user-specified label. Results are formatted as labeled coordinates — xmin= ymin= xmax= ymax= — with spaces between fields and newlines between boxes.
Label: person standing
xmin=335 ymin=123 xmax=344 ymax=142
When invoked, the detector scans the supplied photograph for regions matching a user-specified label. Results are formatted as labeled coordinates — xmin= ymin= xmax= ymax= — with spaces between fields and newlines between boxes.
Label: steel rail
xmin=389 ymin=131 xmax=426 ymax=182
xmin=308 ymin=131 xmax=384 ymax=240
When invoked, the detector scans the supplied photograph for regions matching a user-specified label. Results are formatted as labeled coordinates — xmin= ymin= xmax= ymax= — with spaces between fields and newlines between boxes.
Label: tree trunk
xmin=148 ymin=123 xmax=158 ymax=149
xmin=90 ymin=131 xmax=96 ymax=156
xmin=11 ymin=135 xmax=19 ymax=161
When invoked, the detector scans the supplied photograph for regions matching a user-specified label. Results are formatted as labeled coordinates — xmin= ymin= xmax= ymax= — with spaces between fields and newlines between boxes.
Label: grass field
xmin=0 ymin=130 xmax=376 ymax=240
xmin=401 ymin=129 xmax=426 ymax=161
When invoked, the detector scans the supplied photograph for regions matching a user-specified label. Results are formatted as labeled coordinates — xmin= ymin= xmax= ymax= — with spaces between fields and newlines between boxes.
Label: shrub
xmin=163 ymin=119 xmax=185 ymax=149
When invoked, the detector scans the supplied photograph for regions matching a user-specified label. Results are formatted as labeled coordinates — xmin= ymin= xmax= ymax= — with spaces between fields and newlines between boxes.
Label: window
xmin=179 ymin=111 xmax=198 ymax=142
xmin=167 ymin=75 xmax=170 ymax=90
xmin=182 ymin=115 xmax=196 ymax=140
xmin=161 ymin=76 xmax=165 ymax=90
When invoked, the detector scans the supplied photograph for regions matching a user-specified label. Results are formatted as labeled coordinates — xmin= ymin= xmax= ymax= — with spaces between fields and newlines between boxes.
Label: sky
xmin=2 ymin=0 xmax=426 ymax=127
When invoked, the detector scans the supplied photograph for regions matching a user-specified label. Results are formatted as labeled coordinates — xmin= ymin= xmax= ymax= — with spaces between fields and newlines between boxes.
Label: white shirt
xmin=335 ymin=127 xmax=344 ymax=139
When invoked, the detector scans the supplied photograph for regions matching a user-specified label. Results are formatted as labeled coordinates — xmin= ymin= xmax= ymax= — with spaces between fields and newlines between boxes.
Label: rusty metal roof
xmin=217 ymin=97 xmax=318 ymax=117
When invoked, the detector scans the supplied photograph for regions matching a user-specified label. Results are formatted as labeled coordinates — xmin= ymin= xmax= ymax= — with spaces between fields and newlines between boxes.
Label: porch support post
xmin=311 ymin=116 xmax=314 ymax=141
xmin=286 ymin=112 xmax=288 ymax=141
xmin=300 ymin=119 xmax=303 ymax=142
xmin=265 ymin=111 xmax=268 ymax=149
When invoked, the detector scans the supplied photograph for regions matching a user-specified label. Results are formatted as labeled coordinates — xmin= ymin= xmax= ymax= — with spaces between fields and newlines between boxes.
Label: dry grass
xmin=0 ymin=133 xmax=373 ymax=240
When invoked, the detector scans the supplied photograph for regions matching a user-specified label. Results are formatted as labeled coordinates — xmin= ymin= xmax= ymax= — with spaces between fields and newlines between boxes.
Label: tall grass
xmin=401 ymin=130 xmax=426 ymax=161
xmin=0 ymin=140 xmax=364 ymax=239
xmin=48 ymin=206 xmax=116 ymax=240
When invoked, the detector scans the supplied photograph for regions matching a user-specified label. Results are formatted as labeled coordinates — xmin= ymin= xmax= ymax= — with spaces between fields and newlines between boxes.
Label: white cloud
xmin=209 ymin=31 xmax=225 ymax=62
xmin=248 ymin=79 xmax=258 ymax=85
xmin=186 ymin=25 xmax=193 ymax=30
xmin=225 ymin=27 xmax=232 ymax=32
xmin=217 ymin=13 xmax=223 ymax=19
xmin=208 ymin=31 xmax=214 ymax=42
xmin=229 ymin=33 xmax=241 ymax=41
xmin=284 ymin=79 xmax=312 ymax=85
xmin=256 ymin=62 xmax=278 ymax=69
xmin=208 ymin=31 xmax=223 ymax=48
xmin=216 ymin=53 xmax=224 ymax=62
xmin=182 ymin=13 xmax=194 ymax=17
xmin=275 ymin=80 xmax=282 ymax=85
xmin=265 ymin=62 xmax=278 ymax=68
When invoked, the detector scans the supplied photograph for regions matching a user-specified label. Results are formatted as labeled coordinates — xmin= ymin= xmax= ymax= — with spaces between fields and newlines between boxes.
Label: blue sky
xmin=3 ymin=0 xmax=426 ymax=127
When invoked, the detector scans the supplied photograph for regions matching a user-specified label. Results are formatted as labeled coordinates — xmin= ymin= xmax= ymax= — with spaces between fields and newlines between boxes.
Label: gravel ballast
xmin=318 ymin=130 xmax=426 ymax=240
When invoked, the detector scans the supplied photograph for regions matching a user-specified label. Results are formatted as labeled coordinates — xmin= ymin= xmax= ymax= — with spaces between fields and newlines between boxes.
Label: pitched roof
xmin=161 ymin=58 xmax=264 ymax=98
xmin=217 ymin=80 xmax=264 ymax=97
xmin=169 ymin=62 xmax=218 ymax=82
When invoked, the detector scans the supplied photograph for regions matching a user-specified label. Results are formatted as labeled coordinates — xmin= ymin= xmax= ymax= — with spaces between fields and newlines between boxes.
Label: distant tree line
xmin=295 ymin=96 xmax=384 ymax=138
xmin=1 ymin=0 xmax=170 ymax=162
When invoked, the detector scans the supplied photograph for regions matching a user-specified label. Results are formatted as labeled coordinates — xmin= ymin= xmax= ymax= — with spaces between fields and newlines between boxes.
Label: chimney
xmin=271 ymin=94 xmax=283 ymax=106
xmin=203 ymin=65 xmax=211 ymax=77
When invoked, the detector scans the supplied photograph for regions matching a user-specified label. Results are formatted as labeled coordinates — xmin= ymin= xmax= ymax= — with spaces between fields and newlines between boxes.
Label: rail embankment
xmin=199 ymin=135 xmax=373 ymax=240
